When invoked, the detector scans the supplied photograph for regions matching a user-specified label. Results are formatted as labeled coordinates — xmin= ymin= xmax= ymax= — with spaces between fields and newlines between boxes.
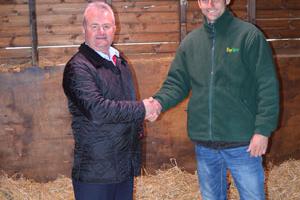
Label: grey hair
xmin=83 ymin=1 xmax=115 ymax=27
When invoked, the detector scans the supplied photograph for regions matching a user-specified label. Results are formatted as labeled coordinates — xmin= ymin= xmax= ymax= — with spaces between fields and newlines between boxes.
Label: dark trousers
xmin=72 ymin=178 xmax=134 ymax=200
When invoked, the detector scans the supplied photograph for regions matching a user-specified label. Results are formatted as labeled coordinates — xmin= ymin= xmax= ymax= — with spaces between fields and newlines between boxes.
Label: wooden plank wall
xmin=0 ymin=0 xmax=180 ymax=67
xmin=0 ymin=0 xmax=31 ymax=65
xmin=0 ymin=66 xmax=74 ymax=181
xmin=0 ymin=0 xmax=300 ymax=181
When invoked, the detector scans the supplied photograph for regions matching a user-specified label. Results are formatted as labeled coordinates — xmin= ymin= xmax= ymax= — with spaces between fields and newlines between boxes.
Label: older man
xmin=150 ymin=0 xmax=279 ymax=199
xmin=63 ymin=2 xmax=156 ymax=200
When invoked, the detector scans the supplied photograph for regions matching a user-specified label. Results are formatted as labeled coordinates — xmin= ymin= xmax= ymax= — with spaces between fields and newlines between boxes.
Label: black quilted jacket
xmin=62 ymin=43 xmax=145 ymax=183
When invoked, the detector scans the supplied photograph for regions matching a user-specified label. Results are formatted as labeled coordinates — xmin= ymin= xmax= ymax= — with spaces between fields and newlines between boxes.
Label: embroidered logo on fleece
xmin=226 ymin=47 xmax=240 ymax=54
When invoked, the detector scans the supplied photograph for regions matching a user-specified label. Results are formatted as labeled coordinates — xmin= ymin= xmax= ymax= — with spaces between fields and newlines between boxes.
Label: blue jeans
xmin=195 ymin=144 xmax=265 ymax=200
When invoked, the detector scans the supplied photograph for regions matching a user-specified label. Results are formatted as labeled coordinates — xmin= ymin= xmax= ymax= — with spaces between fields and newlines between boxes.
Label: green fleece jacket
xmin=154 ymin=9 xmax=279 ymax=142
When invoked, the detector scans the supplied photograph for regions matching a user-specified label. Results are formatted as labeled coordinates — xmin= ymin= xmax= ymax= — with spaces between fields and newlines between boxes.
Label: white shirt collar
xmin=95 ymin=46 xmax=120 ymax=62
xmin=85 ymin=43 xmax=120 ymax=65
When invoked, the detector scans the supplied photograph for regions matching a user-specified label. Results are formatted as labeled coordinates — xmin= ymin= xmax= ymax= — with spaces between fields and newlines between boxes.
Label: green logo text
xmin=226 ymin=47 xmax=240 ymax=53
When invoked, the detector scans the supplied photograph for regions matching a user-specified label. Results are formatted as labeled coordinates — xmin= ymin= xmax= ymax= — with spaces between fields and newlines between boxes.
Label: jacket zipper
xmin=209 ymin=25 xmax=216 ymax=140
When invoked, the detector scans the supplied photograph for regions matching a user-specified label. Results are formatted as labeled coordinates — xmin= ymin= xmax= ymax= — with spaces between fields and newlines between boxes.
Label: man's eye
xmin=103 ymin=25 xmax=111 ymax=30
xmin=91 ymin=25 xmax=98 ymax=29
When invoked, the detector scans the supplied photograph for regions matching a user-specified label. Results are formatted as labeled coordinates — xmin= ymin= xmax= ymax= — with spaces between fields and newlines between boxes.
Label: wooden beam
xmin=180 ymin=0 xmax=187 ymax=41
xmin=28 ymin=0 xmax=39 ymax=66
xmin=247 ymin=0 xmax=256 ymax=24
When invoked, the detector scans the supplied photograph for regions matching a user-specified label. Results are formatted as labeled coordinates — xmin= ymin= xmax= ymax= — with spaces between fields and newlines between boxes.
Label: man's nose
xmin=97 ymin=26 xmax=105 ymax=34
xmin=207 ymin=0 xmax=215 ymax=7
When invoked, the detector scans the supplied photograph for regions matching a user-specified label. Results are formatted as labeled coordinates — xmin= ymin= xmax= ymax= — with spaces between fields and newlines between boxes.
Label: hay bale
xmin=266 ymin=160 xmax=300 ymax=199
xmin=0 ymin=159 xmax=299 ymax=200
xmin=0 ymin=173 xmax=73 ymax=200
xmin=135 ymin=163 xmax=200 ymax=200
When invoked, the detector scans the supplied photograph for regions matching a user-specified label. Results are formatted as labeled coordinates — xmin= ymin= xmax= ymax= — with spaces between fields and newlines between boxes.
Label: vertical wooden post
xmin=28 ymin=0 xmax=39 ymax=66
xmin=180 ymin=0 xmax=187 ymax=41
xmin=247 ymin=0 xmax=256 ymax=24
xmin=106 ymin=0 xmax=112 ymax=5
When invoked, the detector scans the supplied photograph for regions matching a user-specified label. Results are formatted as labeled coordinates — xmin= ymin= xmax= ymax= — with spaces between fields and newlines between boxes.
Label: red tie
xmin=112 ymin=55 xmax=117 ymax=65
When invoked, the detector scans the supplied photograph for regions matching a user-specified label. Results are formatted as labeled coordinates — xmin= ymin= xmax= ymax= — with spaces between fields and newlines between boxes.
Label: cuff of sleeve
xmin=254 ymin=128 xmax=271 ymax=137
xmin=139 ymin=101 xmax=146 ymax=121
xmin=153 ymin=96 xmax=165 ymax=112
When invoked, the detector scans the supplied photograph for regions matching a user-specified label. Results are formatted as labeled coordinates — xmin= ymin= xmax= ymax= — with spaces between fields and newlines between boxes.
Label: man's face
xmin=198 ymin=0 xmax=231 ymax=23
xmin=83 ymin=8 xmax=116 ymax=54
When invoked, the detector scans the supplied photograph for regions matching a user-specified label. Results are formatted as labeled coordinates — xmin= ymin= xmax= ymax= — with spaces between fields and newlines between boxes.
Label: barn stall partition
xmin=0 ymin=0 xmax=299 ymax=182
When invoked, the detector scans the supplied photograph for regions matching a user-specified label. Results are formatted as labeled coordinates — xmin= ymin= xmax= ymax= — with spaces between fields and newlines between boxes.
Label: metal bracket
xmin=180 ymin=0 xmax=188 ymax=41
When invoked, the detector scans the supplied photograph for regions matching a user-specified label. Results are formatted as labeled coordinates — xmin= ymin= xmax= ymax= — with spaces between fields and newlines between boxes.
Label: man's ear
xmin=197 ymin=0 xmax=202 ymax=9
xmin=82 ymin=26 xmax=85 ymax=35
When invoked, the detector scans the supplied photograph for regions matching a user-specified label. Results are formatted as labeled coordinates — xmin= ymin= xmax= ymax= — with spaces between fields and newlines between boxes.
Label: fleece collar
xmin=204 ymin=9 xmax=233 ymax=36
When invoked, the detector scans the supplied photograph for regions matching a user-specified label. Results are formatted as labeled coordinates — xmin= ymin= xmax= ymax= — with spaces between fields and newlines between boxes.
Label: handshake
xmin=142 ymin=97 xmax=162 ymax=122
